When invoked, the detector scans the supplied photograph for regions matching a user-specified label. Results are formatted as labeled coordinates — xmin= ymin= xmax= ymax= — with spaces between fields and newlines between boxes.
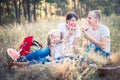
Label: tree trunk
xmin=77 ymin=2 xmax=81 ymax=19
xmin=18 ymin=0 xmax=21 ymax=23
xmin=5 ymin=0 xmax=10 ymax=16
xmin=45 ymin=3 xmax=47 ymax=18
xmin=22 ymin=0 xmax=27 ymax=20
xmin=39 ymin=4 xmax=42 ymax=18
xmin=0 ymin=1 xmax=1 ymax=24
xmin=80 ymin=1 xmax=83 ymax=17
xmin=72 ymin=0 xmax=77 ymax=14
xmin=33 ymin=1 xmax=36 ymax=21
xmin=14 ymin=0 xmax=20 ymax=24
xmin=85 ymin=4 xmax=89 ymax=17
xmin=27 ymin=0 xmax=32 ymax=23
xmin=50 ymin=3 xmax=52 ymax=19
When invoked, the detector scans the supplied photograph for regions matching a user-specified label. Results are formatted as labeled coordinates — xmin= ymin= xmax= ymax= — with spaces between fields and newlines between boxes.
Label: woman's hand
xmin=66 ymin=23 xmax=77 ymax=35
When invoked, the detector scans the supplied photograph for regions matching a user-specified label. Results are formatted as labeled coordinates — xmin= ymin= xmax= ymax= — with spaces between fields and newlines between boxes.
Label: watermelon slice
xmin=68 ymin=23 xmax=77 ymax=28
xmin=53 ymin=39 xmax=61 ymax=43
xmin=7 ymin=48 xmax=20 ymax=61
xmin=81 ymin=24 xmax=89 ymax=31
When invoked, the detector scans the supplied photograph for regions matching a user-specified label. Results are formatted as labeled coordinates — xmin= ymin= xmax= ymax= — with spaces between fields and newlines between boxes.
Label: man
xmin=81 ymin=10 xmax=110 ymax=57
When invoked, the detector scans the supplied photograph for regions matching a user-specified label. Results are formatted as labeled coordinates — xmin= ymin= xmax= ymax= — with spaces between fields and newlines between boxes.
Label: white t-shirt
xmin=58 ymin=22 xmax=81 ymax=49
xmin=53 ymin=43 xmax=62 ymax=59
xmin=87 ymin=24 xmax=110 ymax=52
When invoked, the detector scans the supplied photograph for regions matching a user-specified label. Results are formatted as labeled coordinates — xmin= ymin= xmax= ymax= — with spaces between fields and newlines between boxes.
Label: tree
xmin=14 ymin=0 xmax=21 ymax=24
xmin=55 ymin=0 xmax=69 ymax=16
xmin=0 ymin=1 xmax=1 ymax=24
xmin=45 ymin=0 xmax=55 ymax=18
xmin=5 ymin=0 xmax=10 ymax=16
xmin=33 ymin=0 xmax=37 ymax=21
xmin=27 ymin=0 xmax=32 ymax=23
xmin=78 ymin=0 xmax=120 ymax=16
xmin=72 ymin=0 xmax=77 ymax=14
xmin=22 ymin=0 xmax=27 ymax=20
xmin=32 ymin=0 xmax=40 ymax=21
xmin=0 ymin=0 xmax=119 ymax=25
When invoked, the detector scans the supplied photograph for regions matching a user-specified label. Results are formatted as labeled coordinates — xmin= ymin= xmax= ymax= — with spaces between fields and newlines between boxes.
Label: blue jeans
xmin=25 ymin=46 xmax=50 ymax=62
xmin=85 ymin=43 xmax=110 ymax=58
xmin=55 ymin=56 xmax=70 ymax=60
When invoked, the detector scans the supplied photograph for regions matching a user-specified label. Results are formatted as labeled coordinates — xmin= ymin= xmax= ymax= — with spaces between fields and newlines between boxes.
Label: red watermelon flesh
xmin=81 ymin=24 xmax=89 ymax=31
xmin=53 ymin=39 xmax=60 ymax=43
xmin=68 ymin=23 xmax=77 ymax=28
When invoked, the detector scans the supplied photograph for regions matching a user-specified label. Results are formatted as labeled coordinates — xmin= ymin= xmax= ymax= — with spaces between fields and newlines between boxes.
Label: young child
xmin=57 ymin=11 xmax=81 ymax=55
xmin=47 ymin=29 xmax=63 ymax=60
xmin=17 ymin=29 xmax=64 ymax=64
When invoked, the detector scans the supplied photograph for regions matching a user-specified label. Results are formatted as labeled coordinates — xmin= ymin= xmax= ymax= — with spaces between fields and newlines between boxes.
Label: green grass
xmin=0 ymin=15 xmax=120 ymax=80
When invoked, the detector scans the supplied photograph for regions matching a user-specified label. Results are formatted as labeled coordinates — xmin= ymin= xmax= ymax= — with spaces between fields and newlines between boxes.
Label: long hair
xmin=47 ymin=29 xmax=63 ymax=46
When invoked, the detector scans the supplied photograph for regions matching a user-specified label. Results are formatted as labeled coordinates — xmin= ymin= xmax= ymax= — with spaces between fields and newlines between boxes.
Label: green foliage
xmin=54 ymin=0 xmax=69 ymax=15
xmin=45 ymin=0 xmax=55 ymax=3
xmin=78 ymin=0 xmax=120 ymax=16
xmin=0 ymin=0 xmax=119 ymax=24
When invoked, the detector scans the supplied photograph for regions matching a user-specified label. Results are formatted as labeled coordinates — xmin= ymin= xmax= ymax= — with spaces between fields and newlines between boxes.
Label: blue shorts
xmin=85 ymin=43 xmax=110 ymax=58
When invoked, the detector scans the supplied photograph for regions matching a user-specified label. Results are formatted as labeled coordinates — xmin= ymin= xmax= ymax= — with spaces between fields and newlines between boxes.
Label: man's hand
xmin=81 ymin=24 xmax=89 ymax=32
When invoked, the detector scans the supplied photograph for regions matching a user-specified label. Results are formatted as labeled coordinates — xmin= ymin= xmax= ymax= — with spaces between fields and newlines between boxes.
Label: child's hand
xmin=50 ymin=39 xmax=57 ymax=47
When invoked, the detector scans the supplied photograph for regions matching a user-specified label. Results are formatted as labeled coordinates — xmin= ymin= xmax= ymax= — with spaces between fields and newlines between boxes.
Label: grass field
xmin=0 ymin=15 xmax=120 ymax=80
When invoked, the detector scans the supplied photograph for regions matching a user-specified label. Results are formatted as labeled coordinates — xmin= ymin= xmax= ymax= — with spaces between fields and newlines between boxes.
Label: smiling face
xmin=66 ymin=17 xmax=77 ymax=31
xmin=66 ymin=11 xmax=78 ymax=29
xmin=87 ymin=11 xmax=99 ymax=27
xmin=67 ymin=17 xmax=77 ymax=27
xmin=47 ymin=30 xmax=62 ymax=46
xmin=51 ymin=32 xmax=61 ymax=42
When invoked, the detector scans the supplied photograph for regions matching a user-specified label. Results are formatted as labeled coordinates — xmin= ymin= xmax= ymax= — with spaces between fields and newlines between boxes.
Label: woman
xmin=58 ymin=11 xmax=81 ymax=54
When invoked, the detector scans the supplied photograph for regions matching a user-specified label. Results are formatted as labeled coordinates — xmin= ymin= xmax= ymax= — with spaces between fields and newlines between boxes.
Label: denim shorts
xmin=85 ymin=43 xmax=110 ymax=58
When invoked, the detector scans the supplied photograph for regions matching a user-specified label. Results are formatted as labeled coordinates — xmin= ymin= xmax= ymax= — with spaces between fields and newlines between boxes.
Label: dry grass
xmin=0 ymin=15 xmax=120 ymax=80
xmin=110 ymin=52 xmax=120 ymax=65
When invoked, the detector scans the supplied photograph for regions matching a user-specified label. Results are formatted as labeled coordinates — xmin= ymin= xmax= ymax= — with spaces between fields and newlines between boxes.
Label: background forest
xmin=0 ymin=0 xmax=120 ymax=24
xmin=0 ymin=0 xmax=120 ymax=80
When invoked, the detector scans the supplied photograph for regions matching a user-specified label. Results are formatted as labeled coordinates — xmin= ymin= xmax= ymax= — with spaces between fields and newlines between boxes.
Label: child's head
xmin=47 ymin=29 xmax=63 ymax=46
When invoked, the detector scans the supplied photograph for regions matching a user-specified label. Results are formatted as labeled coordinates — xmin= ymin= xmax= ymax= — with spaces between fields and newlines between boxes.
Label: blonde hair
xmin=47 ymin=29 xmax=63 ymax=46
